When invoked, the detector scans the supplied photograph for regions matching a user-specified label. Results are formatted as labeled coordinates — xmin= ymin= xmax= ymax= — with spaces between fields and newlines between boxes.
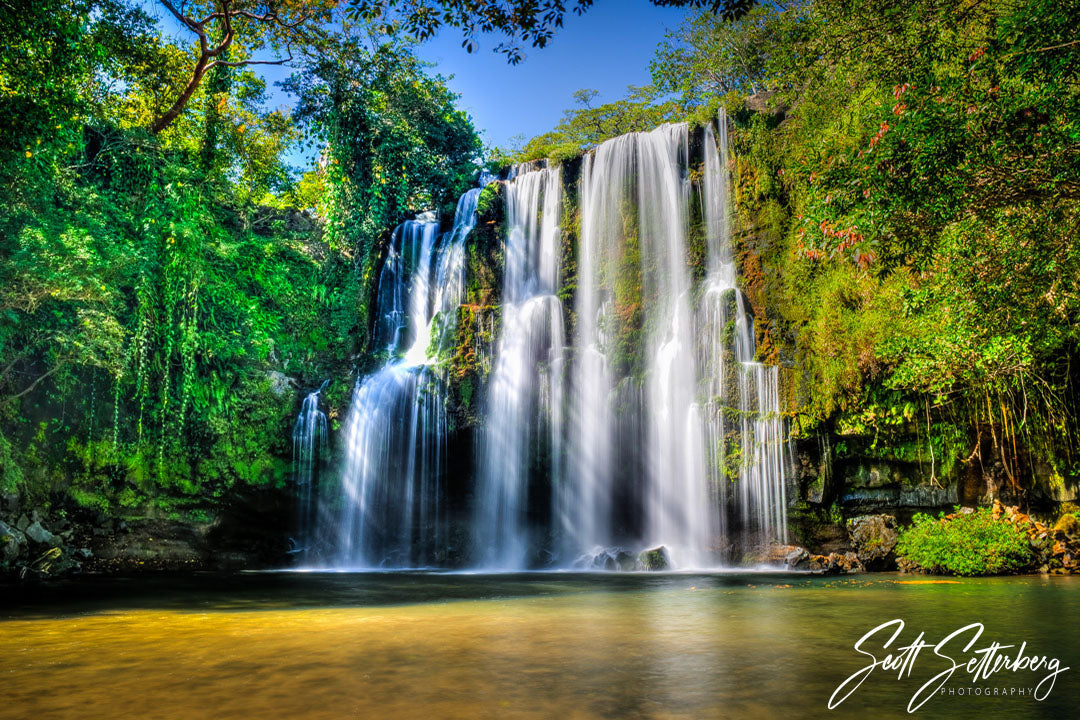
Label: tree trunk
xmin=150 ymin=54 xmax=212 ymax=135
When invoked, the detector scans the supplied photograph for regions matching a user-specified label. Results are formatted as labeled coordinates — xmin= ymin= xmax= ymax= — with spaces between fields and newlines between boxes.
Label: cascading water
xmin=556 ymin=117 xmax=787 ymax=567
xmin=475 ymin=163 xmax=565 ymax=568
xmin=291 ymin=381 xmax=327 ymax=560
xmin=566 ymin=124 xmax=716 ymax=567
xmin=332 ymin=189 xmax=479 ymax=567
xmin=698 ymin=112 xmax=788 ymax=549
xmin=311 ymin=116 xmax=787 ymax=571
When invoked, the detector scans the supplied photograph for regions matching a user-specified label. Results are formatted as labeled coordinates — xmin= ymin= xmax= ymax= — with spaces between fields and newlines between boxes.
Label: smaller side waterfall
xmin=332 ymin=188 xmax=481 ymax=568
xmin=475 ymin=163 xmax=565 ymax=568
xmin=292 ymin=381 xmax=328 ymax=561
xmin=698 ymin=112 xmax=788 ymax=550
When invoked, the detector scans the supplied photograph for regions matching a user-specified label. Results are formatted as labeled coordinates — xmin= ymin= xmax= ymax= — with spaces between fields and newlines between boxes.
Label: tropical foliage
xmin=0 ymin=2 xmax=481 ymax=515
xmin=3 ymin=0 xmax=1078 ymax=526
xmin=512 ymin=86 xmax=682 ymax=161
xmin=648 ymin=0 xmax=1080 ymax=489
xmin=286 ymin=30 xmax=482 ymax=344
xmin=511 ymin=0 xmax=1080 ymax=493
xmin=896 ymin=508 xmax=1034 ymax=575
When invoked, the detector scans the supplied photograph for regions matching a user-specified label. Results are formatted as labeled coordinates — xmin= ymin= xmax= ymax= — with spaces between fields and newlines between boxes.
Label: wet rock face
xmin=846 ymin=514 xmax=900 ymax=570
xmin=0 ymin=485 xmax=292 ymax=578
xmin=791 ymin=550 xmax=863 ymax=574
xmin=753 ymin=543 xmax=863 ymax=574
xmin=994 ymin=501 xmax=1079 ymax=575
xmin=0 ymin=511 xmax=86 ymax=578
xmin=783 ymin=546 xmax=809 ymax=568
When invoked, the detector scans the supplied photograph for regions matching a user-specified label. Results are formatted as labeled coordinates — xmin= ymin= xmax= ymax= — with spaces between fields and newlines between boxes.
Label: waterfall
xmin=699 ymin=111 xmax=788 ymax=549
xmin=332 ymin=189 xmax=480 ymax=567
xmin=475 ymin=163 xmax=565 ymax=568
xmin=567 ymin=124 xmax=716 ymax=567
xmin=312 ymin=116 xmax=788 ymax=571
xmin=560 ymin=117 xmax=788 ymax=567
xmin=292 ymin=382 xmax=327 ymax=561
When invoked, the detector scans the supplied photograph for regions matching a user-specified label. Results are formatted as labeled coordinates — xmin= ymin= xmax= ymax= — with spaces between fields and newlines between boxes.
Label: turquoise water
xmin=1 ymin=572 xmax=1077 ymax=718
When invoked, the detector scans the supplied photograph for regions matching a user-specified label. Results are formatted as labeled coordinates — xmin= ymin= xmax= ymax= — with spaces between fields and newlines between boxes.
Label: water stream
xmin=476 ymin=162 xmax=565 ymax=568
xmin=291 ymin=381 xmax=327 ymax=560
xmin=333 ymin=190 xmax=480 ymax=567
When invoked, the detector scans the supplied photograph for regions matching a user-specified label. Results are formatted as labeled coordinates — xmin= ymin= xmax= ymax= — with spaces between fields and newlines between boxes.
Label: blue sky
xmin=141 ymin=1 xmax=689 ymax=163
xmin=413 ymin=1 xmax=689 ymax=150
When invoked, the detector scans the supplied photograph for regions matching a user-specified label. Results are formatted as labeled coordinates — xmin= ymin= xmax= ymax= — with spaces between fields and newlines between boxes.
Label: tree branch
xmin=159 ymin=0 xmax=202 ymax=33
xmin=151 ymin=0 xmax=310 ymax=134
xmin=208 ymin=50 xmax=294 ymax=70
xmin=1003 ymin=38 xmax=1080 ymax=59
xmin=0 ymin=354 xmax=26 ymax=382
xmin=9 ymin=363 xmax=64 ymax=400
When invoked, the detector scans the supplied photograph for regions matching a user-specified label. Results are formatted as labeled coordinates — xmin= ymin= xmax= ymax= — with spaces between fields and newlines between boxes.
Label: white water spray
xmin=475 ymin=163 xmax=565 ymax=568
xmin=333 ymin=189 xmax=479 ymax=567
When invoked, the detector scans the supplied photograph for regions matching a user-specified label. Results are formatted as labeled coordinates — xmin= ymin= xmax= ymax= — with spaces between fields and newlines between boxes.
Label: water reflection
xmin=1 ymin=574 xmax=1077 ymax=719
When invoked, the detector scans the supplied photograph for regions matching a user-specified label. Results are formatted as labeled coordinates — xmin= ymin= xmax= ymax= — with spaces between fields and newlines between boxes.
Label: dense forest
xmin=1 ymin=0 xmax=1078 ymax=576
xmin=0 ymin=1 xmax=481 ymax=515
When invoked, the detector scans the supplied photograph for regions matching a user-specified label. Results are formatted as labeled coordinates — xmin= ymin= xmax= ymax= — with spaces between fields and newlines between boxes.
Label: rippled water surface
xmin=2 ymin=572 xmax=1077 ymax=719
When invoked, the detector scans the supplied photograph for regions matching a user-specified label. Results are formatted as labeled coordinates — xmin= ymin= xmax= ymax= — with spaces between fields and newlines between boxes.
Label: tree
xmin=150 ymin=1 xmax=336 ymax=134
xmin=345 ymin=0 xmax=758 ymax=63
xmin=515 ymin=85 xmax=680 ymax=160
xmin=286 ymin=30 xmax=482 ymax=345
xmin=651 ymin=3 xmax=806 ymax=104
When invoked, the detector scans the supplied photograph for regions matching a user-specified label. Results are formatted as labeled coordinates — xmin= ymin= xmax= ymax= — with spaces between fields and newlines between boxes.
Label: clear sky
xmin=413 ymin=0 xmax=689 ymax=150
xmin=140 ymin=1 xmax=689 ymax=163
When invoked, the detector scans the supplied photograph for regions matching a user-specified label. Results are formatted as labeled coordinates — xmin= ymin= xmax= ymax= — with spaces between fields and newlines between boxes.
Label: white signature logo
xmin=829 ymin=619 xmax=1069 ymax=713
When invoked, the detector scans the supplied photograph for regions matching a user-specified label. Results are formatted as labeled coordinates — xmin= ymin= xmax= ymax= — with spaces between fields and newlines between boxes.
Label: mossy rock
xmin=465 ymin=187 xmax=505 ymax=304
xmin=636 ymin=545 xmax=671 ymax=571
xmin=846 ymin=514 xmax=899 ymax=570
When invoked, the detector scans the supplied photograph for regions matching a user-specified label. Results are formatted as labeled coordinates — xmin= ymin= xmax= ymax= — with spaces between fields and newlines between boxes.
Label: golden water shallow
xmin=2 ymin=574 xmax=1077 ymax=719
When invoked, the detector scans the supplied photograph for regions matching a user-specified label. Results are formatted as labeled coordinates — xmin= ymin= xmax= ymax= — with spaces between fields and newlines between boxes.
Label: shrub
xmin=895 ymin=508 xmax=1035 ymax=576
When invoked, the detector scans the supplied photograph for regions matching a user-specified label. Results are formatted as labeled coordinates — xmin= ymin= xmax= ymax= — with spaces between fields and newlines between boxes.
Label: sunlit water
xmin=2 ymin=574 xmax=1077 ymax=719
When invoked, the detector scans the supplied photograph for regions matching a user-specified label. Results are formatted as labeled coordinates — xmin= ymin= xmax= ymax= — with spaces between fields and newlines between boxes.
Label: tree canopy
xmin=149 ymin=1 xmax=338 ymax=134
xmin=345 ymin=0 xmax=758 ymax=62
xmin=0 ymin=0 xmax=482 ymax=510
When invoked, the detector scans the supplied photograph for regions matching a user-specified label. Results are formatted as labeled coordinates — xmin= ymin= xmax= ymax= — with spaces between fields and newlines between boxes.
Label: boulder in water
xmin=637 ymin=546 xmax=670 ymax=571
xmin=824 ymin=551 xmax=863 ymax=574
xmin=749 ymin=543 xmax=804 ymax=566
xmin=784 ymin=547 xmax=810 ymax=568
xmin=614 ymin=550 xmax=636 ymax=572
xmin=575 ymin=547 xmax=639 ymax=572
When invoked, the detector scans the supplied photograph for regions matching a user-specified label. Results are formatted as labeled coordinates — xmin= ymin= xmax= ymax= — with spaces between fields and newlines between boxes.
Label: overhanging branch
xmin=150 ymin=1 xmax=309 ymax=134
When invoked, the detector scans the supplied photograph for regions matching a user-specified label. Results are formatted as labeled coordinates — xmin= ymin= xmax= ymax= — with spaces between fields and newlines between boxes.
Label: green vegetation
xmin=2 ymin=0 xmax=1078 ymax=553
xmin=286 ymin=30 xmax=482 ymax=349
xmin=512 ymin=0 xmax=1080 ymax=489
xmin=0 ymin=3 xmax=481 ymax=516
xmin=896 ymin=508 xmax=1034 ymax=575
xmin=513 ymin=87 xmax=683 ymax=162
